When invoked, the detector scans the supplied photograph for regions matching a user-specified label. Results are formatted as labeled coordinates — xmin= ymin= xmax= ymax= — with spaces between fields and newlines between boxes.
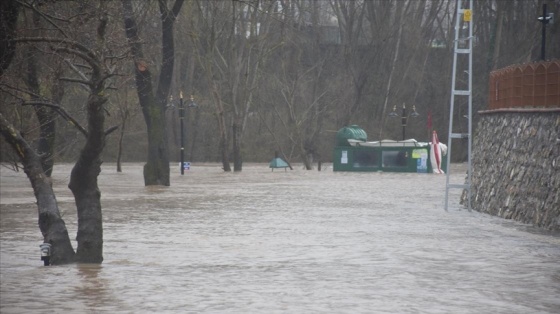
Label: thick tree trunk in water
xmin=122 ymin=0 xmax=183 ymax=185
xmin=301 ymin=145 xmax=313 ymax=170
xmin=70 ymin=163 xmax=103 ymax=263
xmin=123 ymin=0 xmax=170 ymax=185
xmin=217 ymin=109 xmax=231 ymax=172
xmin=68 ymin=93 xmax=107 ymax=263
xmin=143 ymin=116 xmax=170 ymax=185
xmin=0 ymin=114 xmax=75 ymax=265
xmin=232 ymin=121 xmax=242 ymax=172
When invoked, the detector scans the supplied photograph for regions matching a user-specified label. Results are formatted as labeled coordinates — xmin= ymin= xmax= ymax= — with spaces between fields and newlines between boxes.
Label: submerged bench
xmin=269 ymin=157 xmax=289 ymax=172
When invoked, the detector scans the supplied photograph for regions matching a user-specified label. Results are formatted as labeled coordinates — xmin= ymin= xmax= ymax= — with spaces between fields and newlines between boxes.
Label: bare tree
xmin=1 ymin=0 xmax=123 ymax=264
xmin=121 ymin=0 xmax=184 ymax=185
xmin=191 ymin=0 xmax=284 ymax=171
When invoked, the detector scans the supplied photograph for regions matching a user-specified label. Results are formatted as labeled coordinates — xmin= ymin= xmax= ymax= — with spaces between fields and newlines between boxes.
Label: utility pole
xmin=538 ymin=3 xmax=552 ymax=61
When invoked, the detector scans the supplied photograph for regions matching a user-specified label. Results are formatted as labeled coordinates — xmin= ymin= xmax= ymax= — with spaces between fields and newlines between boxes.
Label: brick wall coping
xmin=479 ymin=108 xmax=560 ymax=115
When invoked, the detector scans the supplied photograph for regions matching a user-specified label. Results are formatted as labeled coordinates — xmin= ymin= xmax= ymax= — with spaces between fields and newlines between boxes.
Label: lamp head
xmin=388 ymin=105 xmax=399 ymax=117
xmin=188 ymin=95 xmax=198 ymax=108
xmin=410 ymin=105 xmax=420 ymax=118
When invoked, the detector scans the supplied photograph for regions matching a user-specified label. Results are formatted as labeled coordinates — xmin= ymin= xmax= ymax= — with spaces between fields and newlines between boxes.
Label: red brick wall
xmin=488 ymin=60 xmax=560 ymax=110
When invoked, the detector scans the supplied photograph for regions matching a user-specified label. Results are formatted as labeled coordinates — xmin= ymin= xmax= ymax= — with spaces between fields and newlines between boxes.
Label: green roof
xmin=336 ymin=125 xmax=367 ymax=146
xmin=269 ymin=158 xmax=289 ymax=168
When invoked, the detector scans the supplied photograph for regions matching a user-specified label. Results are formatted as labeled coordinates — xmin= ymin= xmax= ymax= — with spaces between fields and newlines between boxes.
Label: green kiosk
xmin=333 ymin=125 xmax=447 ymax=173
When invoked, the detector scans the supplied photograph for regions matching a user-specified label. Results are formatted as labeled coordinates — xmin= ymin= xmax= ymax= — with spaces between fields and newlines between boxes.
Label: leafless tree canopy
xmin=2 ymin=0 xmax=559 ymax=170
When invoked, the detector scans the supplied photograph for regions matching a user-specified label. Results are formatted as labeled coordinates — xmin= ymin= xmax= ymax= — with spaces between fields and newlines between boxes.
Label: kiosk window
xmin=382 ymin=150 xmax=408 ymax=167
xmin=353 ymin=150 xmax=378 ymax=168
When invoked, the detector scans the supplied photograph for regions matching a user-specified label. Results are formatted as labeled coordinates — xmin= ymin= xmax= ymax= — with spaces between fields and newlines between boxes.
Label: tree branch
xmin=0 ymin=82 xmax=42 ymax=101
xmin=15 ymin=37 xmax=100 ymax=69
xmin=52 ymin=46 xmax=100 ymax=74
xmin=22 ymin=101 xmax=88 ymax=137
xmin=15 ymin=0 xmax=71 ymax=38
xmin=0 ymin=113 xmax=26 ymax=160
xmin=64 ymin=58 xmax=90 ymax=81
xmin=59 ymin=77 xmax=92 ymax=86
xmin=171 ymin=0 xmax=185 ymax=20
xmin=105 ymin=125 xmax=119 ymax=136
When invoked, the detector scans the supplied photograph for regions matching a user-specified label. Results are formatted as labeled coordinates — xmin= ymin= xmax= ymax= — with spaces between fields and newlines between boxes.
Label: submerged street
xmin=1 ymin=163 xmax=559 ymax=313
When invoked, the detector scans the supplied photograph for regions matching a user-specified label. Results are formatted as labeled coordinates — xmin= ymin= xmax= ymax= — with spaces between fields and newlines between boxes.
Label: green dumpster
xmin=332 ymin=126 xmax=447 ymax=173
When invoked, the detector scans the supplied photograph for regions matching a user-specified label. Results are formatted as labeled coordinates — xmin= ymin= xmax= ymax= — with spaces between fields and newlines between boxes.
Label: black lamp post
xmin=179 ymin=93 xmax=185 ymax=175
xmin=178 ymin=92 xmax=197 ymax=175
xmin=388 ymin=103 xmax=419 ymax=140
xmin=537 ymin=3 xmax=553 ymax=61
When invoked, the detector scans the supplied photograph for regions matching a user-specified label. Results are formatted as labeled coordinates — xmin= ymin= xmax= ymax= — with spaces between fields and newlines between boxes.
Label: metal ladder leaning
xmin=445 ymin=0 xmax=473 ymax=211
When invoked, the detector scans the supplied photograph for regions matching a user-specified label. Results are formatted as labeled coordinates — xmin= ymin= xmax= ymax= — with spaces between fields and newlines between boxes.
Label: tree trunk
xmin=140 ymin=104 xmax=166 ymax=183
xmin=68 ymin=6 xmax=110 ymax=263
xmin=0 ymin=0 xmax=19 ymax=76
xmin=26 ymin=58 xmax=62 ymax=177
xmin=490 ymin=1 xmax=505 ymax=71
xmin=24 ymin=8 xmax=59 ymax=177
xmin=26 ymin=48 xmax=57 ymax=176
xmin=211 ymin=81 xmax=231 ymax=172
xmin=121 ymin=0 xmax=184 ymax=186
xmin=68 ymin=92 xmax=107 ymax=263
xmin=189 ymin=107 xmax=200 ymax=161
xmin=0 ymin=114 xmax=75 ymax=265
xmin=116 ymin=111 xmax=127 ymax=173
xmin=232 ymin=119 xmax=242 ymax=172
xmin=122 ymin=0 xmax=170 ymax=186
xmin=301 ymin=150 xmax=313 ymax=170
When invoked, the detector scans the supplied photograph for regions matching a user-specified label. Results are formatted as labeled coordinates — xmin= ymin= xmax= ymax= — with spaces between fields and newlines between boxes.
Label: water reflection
xmin=1 ymin=163 xmax=559 ymax=313
xmin=73 ymin=264 xmax=115 ymax=311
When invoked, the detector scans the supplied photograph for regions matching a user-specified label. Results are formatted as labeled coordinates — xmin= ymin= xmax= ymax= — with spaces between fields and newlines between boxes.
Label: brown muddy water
xmin=1 ymin=163 xmax=559 ymax=314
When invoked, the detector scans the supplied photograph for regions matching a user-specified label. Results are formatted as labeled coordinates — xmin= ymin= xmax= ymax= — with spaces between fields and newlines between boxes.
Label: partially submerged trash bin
xmin=332 ymin=125 xmax=447 ymax=173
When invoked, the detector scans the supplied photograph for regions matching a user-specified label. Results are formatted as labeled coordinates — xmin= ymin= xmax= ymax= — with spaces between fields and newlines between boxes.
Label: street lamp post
xmin=179 ymin=92 xmax=197 ymax=175
xmin=388 ymin=103 xmax=419 ymax=140
xmin=179 ymin=92 xmax=185 ymax=175
xmin=537 ymin=3 xmax=553 ymax=61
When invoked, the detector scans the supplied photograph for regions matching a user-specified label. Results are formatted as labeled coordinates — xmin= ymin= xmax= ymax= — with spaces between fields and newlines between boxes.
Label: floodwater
xmin=1 ymin=163 xmax=559 ymax=314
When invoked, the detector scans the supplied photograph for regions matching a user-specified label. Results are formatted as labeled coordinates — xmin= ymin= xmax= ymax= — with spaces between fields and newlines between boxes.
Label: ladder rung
xmin=455 ymin=48 xmax=471 ymax=54
xmin=447 ymin=184 xmax=470 ymax=189
xmin=454 ymin=36 xmax=474 ymax=42
xmin=450 ymin=133 xmax=469 ymax=139
xmin=453 ymin=90 xmax=471 ymax=96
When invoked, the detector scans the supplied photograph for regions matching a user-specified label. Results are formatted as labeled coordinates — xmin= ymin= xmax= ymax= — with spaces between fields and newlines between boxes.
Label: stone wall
xmin=465 ymin=109 xmax=560 ymax=231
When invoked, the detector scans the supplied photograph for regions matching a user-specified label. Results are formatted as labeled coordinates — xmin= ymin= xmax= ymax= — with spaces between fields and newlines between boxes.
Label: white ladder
xmin=445 ymin=0 xmax=473 ymax=211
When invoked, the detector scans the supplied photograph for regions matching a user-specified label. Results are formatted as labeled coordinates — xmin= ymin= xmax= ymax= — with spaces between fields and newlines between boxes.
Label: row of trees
xmin=1 ymin=0 xmax=558 ymax=264
xmin=3 ymin=0 xmax=558 ymax=175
